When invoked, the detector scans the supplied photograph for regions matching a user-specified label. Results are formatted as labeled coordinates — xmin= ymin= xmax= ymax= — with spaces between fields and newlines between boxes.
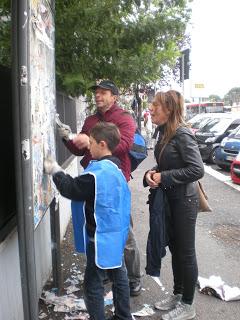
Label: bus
xmin=185 ymin=101 xmax=224 ymax=120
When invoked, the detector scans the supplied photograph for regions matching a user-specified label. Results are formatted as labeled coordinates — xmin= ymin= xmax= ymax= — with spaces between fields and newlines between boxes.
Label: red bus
xmin=185 ymin=101 xmax=224 ymax=120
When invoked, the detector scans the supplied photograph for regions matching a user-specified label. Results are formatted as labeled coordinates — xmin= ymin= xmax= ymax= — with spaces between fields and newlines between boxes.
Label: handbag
xmin=197 ymin=180 xmax=212 ymax=213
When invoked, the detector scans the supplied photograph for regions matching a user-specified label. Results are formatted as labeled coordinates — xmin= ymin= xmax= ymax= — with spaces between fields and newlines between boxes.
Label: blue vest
xmin=71 ymin=159 xmax=131 ymax=269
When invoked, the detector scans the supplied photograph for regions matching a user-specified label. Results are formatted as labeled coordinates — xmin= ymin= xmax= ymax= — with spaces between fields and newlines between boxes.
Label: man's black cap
xmin=90 ymin=80 xmax=119 ymax=96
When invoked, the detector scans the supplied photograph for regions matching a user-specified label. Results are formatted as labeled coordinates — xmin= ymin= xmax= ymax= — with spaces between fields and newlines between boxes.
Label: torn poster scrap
xmin=132 ymin=304 xmax=155 ymax=317
xmin=198 ymin=275 xmax=240 ymax=301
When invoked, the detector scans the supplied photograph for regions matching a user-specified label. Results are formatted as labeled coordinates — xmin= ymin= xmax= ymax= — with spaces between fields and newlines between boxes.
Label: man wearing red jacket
xmin=58 ymin=80 xmax=142 ymax=296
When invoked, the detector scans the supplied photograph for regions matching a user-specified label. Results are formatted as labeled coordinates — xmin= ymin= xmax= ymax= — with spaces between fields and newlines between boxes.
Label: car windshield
xmin=199 ymin=117 xmax=233 ymax=134
xmin=232 ymin=125 xmax=240 ymax=138
xmin=189 ymin=115 xmax=212 ymax=129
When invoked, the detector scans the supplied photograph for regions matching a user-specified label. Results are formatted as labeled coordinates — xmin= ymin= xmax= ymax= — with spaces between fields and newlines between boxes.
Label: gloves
xmin=58 ymin=126 xmax=72 ymax=141
xmin=55 ymin=114 xmax=73 ymax=140
xmin=44 ymin=157 xmax=63 ymax=175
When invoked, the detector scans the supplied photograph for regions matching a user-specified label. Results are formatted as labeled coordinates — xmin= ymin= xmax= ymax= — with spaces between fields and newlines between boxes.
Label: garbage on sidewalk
xmin=198 ymin=275 xmax=240 ymax=301
xmin=132 ymin=304 xmax=155 ymax=317
xmin=41 ymin=289 xmax=87 ymax=313
xmin=40 ymin=288 xmax=113 ymax=317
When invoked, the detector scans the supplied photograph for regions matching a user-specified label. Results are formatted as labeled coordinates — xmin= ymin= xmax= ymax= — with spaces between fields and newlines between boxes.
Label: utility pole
xmin=180 ymin=49 xmax=190 ymax=97
xmin=12 ymin=1 xmax=38 ymax=319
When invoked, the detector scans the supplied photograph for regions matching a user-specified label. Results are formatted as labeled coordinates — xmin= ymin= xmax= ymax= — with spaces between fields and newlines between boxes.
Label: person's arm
xmin=63 ymin=139 xmax=87 ymax=156
xmin=44 ymin=157 xmax=94 ymax=200
xmin=61 ymin=116 xmax=98 ymax=156
xmin=53 ymin=172 xmax=95 ymax=201
xmin=113 ymin=113 xmax=136 ymax=157
xmin=160 ymin=131 xmax=204 ymax=188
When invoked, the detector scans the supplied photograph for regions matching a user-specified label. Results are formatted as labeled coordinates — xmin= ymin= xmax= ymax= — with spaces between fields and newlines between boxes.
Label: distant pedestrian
xmin=144 ymin=90 xmax=204 ymax=320
xmin=143 ymin=108 xmax=153 ymax=149
xmin=44 ymin=122 xmax=132 ymax=320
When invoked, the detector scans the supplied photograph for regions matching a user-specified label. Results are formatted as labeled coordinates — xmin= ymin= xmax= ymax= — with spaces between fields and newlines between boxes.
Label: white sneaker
xmin=161 ymin=301 xmax=196 ymax=320
xmin=154 ymin=294 xmax=182 ymax=311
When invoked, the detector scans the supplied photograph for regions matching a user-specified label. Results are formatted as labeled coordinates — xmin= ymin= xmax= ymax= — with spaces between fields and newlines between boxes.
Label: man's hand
xmin=56 ymin=114 xmax=73 ymax=140
xmin=44 ymin=157 xmax=63 ymax=175
xmin=57 ymin=126 xmax=72 ymax=141
xmin=72 ymin=133 xmax=90 ymax=149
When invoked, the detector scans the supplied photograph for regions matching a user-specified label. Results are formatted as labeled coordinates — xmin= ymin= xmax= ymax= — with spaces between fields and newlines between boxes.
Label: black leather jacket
xmin=145 ymin=125 xmax=204 ymax=199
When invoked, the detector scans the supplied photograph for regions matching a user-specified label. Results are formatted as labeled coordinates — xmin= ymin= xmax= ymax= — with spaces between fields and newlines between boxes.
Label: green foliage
xmin=0 ymin=0 xmax=11 ymax=66
xmin=208 ymin=94 xmax=222 ymax=102
xmin=55 ymin=0 xmax=191 ymax=95
xmin=0 ymin=0 xmax=191 ymax=96
xmin=224 ymin=87 xmax=240 ymax=106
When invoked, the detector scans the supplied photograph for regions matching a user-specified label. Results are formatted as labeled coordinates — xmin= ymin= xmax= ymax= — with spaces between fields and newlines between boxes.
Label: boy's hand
xmin=44 ymin=157 xmax=63 ymax=175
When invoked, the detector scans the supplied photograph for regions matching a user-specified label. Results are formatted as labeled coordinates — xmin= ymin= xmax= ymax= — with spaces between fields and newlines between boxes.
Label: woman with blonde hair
xmin=144 ymin=90 xmax=204 ymax=320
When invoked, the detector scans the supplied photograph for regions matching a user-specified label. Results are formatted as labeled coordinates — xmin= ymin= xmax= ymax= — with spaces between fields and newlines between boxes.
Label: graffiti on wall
xmin=30 ymin=0 xmax=56 ymax=227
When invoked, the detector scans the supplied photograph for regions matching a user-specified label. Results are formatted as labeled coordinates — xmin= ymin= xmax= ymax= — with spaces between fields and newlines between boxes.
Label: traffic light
xmin=179 ymin=48 xmax=190 ymax=81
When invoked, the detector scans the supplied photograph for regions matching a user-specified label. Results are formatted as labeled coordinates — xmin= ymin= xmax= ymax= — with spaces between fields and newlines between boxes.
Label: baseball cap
xmin=90 ymin=80 xmax=119 ymax=96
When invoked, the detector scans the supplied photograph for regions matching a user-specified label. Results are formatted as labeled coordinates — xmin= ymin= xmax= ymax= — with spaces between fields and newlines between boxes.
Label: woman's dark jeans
xmin=168 ymin=196 xmax=199 ymax=305
xmin=84 ymin=241 xmax=132 ymax=320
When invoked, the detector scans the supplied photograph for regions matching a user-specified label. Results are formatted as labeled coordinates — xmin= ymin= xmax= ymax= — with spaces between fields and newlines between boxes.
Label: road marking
xmin=204 ymin=165 xmax=240 ymax=192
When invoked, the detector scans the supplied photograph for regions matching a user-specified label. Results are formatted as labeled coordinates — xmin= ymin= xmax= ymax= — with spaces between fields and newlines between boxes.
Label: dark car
xmin=215 ymin=125 xmax=240 ymax=169
xmin=188 ymin=113 xmax=216 ymax=134
xmin=195 ymin=114 xmax=240 ymax=163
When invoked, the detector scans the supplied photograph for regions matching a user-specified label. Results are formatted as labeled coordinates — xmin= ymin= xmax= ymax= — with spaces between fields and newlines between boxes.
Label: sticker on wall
xmin=21 ymin=139 xmax=30 ymax=160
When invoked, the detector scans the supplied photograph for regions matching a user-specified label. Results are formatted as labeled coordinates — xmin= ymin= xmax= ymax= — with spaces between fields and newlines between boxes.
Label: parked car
xmin=195 ymin=113 xmax=240 ymax=163
xmin=231 ymin=151 xmax=240 ymax=184
xmin=215 ymin=125 xmax=240 ymax=169
xmin=188 ymin=113 xmax=227 ymax=134
xmin=188 ymin=114 xmax=211 ymax=134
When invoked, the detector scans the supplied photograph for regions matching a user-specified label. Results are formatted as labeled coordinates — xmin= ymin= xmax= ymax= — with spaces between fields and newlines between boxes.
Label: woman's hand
xmin=152 ymin=172 xmax=161 ymax=185
xmin=145 ymin=170 xmax=159 ymax=189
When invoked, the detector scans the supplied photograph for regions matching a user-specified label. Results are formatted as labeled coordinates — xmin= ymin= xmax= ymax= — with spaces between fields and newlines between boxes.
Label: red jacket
xmin=64 ymin=103 xmax=136 ymax=181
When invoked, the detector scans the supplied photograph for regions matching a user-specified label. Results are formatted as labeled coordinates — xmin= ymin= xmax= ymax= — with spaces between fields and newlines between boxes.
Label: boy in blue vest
xmin=44 ymin=122 xmax=132 ymax=320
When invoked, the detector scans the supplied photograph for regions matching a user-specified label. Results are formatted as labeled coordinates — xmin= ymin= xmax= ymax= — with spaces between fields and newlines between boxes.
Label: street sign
xmin=195 ymin=83 xmax=205 ymax=89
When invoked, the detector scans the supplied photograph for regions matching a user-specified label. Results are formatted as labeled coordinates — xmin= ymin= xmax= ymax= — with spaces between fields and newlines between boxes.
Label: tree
xmin=0 ymin=1 xmax=191 ymax=96
xmin=208 ymin=94 xmax=222 ymax=102
xmin=224 ymin=87 xmax=240 ymax=106
xmin=55 ymin=0 xmax=191 ymax=95
xmin=0 ymin=0 xmax=11 ymax=67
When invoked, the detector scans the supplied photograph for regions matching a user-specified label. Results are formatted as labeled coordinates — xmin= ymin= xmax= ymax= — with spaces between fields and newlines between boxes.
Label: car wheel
xmin=209 ymin=148 xmax=217 ymax=164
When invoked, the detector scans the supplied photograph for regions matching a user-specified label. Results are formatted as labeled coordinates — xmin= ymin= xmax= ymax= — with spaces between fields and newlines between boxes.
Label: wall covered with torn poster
xmin=30 ymin=0 xmax=56 ymax=227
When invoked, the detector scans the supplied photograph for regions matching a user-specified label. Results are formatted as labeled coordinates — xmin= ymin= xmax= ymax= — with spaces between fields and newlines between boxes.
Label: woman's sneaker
xmin=161 ymin=301 xmax=196 ymax=320
xmin=154 ymin=294 xmax=182 ymax=311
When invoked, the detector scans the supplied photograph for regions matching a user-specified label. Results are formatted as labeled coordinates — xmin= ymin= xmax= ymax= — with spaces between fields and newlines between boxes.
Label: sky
xmin=186 ymin=0 xmax=240 ymax=99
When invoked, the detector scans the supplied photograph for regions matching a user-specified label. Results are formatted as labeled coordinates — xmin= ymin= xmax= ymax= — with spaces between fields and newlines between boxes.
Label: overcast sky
xmin=188 ymin=0 xmax=240 ymax=98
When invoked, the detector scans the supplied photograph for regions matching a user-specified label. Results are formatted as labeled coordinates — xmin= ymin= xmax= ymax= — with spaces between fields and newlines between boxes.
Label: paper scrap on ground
xmin=41 ymin=290 xmax=86 ymax=313
xmin=151 ymin=276 xmax=169 ymax=294
xmin=104 ymin=291 xmax=113 ymax=306
xmin=65 ymin=285 xmax=81 ymax=294
xmin=64 ymin=314 xmax=88 ymax=320
xmin=132 ymin=304 xmax=155 ymax=317
xmin=198 ymin=275 xmax=240 ymax=301
xmin=39 ymin=312 xmax=48 ymax=319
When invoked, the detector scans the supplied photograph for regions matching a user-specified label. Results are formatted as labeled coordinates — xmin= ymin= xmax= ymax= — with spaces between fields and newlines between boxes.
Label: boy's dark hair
xmin=90 ymin=122 xmax=120 ymax=152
